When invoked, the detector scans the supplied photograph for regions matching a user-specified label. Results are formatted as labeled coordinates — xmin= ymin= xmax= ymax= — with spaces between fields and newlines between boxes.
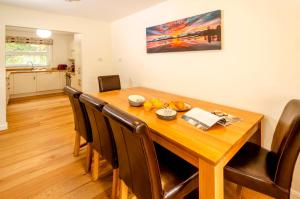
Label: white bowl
xmin=156 ymin=108 xmax=177 ymax=120
xmin=128 ymin=95 xmax=145 ymax=107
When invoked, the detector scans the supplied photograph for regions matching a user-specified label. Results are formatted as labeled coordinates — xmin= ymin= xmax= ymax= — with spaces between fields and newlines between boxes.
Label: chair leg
xmin=85 ymin=143 xmax=92 ymax=172
xmin=73 ymin=132 xmax=80 ymax=157
xmin=236 ymin=185 xmax=242 ymax=199
xmin=120 ymin=180 xmax=128 ymax=199
xmin=92 ymin=149 xmax=100 ymax=181
xmin=112 ymin=169 xmax=120 ymax=199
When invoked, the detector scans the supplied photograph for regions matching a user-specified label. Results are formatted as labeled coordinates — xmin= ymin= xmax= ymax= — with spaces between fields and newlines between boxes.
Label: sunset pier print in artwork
xmin=146 ymin=10 xmax=221 ymax=53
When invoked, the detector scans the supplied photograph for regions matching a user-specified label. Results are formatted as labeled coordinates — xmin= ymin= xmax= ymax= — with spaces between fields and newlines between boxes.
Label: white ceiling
xmin=0 ymin=0 xmax=166 ymax=21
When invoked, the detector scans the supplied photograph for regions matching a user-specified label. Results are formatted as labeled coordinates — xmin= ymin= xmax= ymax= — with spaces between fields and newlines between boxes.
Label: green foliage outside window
xmin=5 ymin=43 xmax=50 ymax=67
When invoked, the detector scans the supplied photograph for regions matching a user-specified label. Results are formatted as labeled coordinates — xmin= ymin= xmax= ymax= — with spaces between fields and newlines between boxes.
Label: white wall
xmin=0 ymin=4 xmax=115 ymax=130
xmin=52 ymin=34 xmax=73 ymax=67
xmin=6 ymin=29 xmax=73 ymax=67
xmin=0 ymin=24 xmax=6 ymax=131
xmin=111 ymin=0 xmax=300 ymax=196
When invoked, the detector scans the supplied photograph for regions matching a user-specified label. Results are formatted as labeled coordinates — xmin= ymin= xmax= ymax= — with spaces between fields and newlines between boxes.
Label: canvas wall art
xmin=146 ymin=10 xmax=221 ymax=53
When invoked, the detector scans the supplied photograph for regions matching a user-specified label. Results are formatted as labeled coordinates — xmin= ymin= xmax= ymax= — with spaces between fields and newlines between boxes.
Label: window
xmin=5 ymin=43 xmax=52 ymax=67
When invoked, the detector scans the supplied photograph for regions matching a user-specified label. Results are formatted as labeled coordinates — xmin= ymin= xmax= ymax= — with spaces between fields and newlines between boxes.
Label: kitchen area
xmin=5 ymin=26 xmax=82 ymax=104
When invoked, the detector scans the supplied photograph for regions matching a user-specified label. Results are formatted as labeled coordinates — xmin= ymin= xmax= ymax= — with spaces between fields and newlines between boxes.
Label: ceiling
xmin=0 ymin=0 xmax=166 ymax=21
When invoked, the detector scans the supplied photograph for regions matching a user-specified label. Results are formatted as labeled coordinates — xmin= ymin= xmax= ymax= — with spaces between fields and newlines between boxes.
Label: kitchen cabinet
xmin=13 ymin=73 xmax=36 ymax=94
xmin=71 ymin=73 xmax=81 ymax=90
xmin=6 ymin=75 xmax=10 ymax=104
xmin=60 ymin=71 xmax=66 ymax=89
xmin=9 ymin=76 xmax=13 ymax=95
xmin=36 ymin=72 xmax=60 ymax=91
xmin=8 ymin=70 xmax=67 ymax=99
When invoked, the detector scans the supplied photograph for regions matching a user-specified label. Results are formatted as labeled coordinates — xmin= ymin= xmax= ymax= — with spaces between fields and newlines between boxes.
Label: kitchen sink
xmin=32 ymin=68 xmax=47 ymax=72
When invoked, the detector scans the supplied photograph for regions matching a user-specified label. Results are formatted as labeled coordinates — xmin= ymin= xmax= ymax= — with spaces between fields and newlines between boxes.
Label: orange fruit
xmin=143 ymin=101 xmax=153 ymax=111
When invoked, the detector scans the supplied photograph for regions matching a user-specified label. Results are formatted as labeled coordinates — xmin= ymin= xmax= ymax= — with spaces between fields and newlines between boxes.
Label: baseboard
xmin=292 ymin=189 xmax=300 ymax=199
xmin=10 ymin=89 xmax=63 ymax=99
xmin=0 ymin=122 xmax=8 ymax=131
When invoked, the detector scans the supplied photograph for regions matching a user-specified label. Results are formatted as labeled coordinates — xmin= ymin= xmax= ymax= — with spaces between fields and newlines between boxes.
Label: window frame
xmin=5 ymin=43 xmax=53 ymax=68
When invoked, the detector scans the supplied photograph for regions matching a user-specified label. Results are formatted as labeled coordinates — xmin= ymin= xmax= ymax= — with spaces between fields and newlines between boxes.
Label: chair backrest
xmin=271 ymin=99 xmax=300 ymax=190
xmin=98 ymin=75 xmax=121 ymax=92
xmin=63 ymin=86 xmax=92 ymax=142
xmin=79 ymin=94 xmax=118 ymax=169
xmin=103 ymin=105 xmax=163 ymax=199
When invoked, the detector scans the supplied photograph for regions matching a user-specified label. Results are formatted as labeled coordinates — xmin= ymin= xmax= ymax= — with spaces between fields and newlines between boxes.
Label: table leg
xmin=248 ymin=121 xmax=263 ymax=146
xmin=199 ymin=159 xmax=224 ymax=199
xmin=259 ymin=121 xmax=263 ymax=146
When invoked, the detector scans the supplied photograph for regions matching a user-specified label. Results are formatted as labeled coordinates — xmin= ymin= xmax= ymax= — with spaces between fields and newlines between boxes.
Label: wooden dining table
xmin=91 ymin=87 xmax=263 ymax=199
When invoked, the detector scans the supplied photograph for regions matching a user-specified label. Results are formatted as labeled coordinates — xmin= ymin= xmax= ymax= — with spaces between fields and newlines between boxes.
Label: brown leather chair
xmin=63 ymin=86 xmax=93 ymax=172
xmin=225 ymin=99 xmax=300 ymax=199
xmin=98 ymin=75 xmax=121 ymax=92
xmin=79 ymin=94 xmax=119 ymax=199
xmin=103 ymin=104 xmax=199 ymax=199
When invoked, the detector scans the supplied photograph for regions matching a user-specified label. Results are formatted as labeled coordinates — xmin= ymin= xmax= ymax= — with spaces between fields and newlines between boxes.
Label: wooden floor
xmin=0 ymin=94 xmax=272 ymax=199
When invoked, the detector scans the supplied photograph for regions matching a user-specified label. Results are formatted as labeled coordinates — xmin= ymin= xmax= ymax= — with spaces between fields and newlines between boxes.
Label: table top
xmin=91 ymin=87 xmax=263 ymax=165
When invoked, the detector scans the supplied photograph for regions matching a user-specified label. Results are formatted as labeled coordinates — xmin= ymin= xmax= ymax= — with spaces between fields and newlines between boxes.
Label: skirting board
xmin=292 ymin=189 xmax=300 ymax=199
xmin=0 ymin=122 xmax=8 ymax=131
xmin=10 ymin=89 xmax=64 ymax=99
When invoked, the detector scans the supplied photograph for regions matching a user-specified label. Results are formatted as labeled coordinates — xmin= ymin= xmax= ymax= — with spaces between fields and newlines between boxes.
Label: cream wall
xmin=0 ymin=4 xmax=114 ymax=130
xmin=52 ymin=34 xmax=73 ymax=67
xmin=0 ymin=24 xmax=6 ymax=130
xmin=6 ymin=29 xmax=73 ymax=67
xmin=111 ymin=0 xmax=300 ymax=196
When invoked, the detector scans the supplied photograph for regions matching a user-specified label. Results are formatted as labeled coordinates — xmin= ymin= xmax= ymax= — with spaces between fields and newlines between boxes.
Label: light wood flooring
xmin=0 ymin=94 xmax=272 ymax=199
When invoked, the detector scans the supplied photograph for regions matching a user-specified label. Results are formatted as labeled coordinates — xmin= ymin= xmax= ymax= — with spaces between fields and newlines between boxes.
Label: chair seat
xmin=224 ymin=142 xmax=288 ymax=198
xmin=155 ymin=144 xmax=198 ymax=198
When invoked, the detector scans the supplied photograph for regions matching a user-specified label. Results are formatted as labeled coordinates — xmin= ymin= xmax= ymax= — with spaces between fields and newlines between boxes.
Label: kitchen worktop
xmin=6 ymin=68 xmax=67 ymax=74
